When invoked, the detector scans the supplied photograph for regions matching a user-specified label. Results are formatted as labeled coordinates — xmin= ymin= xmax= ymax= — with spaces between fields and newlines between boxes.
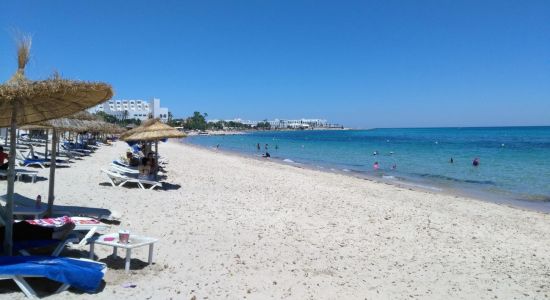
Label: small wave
xmin=283 ymin=158 xmax=294 ymax=163
xmin=416 ymin=173 xmax=496 ymax=185
xmin=382 ymin=175 xmax=396 ymax=179
xmin=342 ymin=169 xmax=350 ymax=172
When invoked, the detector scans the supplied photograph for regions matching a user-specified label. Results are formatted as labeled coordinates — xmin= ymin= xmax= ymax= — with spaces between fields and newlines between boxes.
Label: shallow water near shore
xmin=184 ymin=127 xmax=550 ymax=212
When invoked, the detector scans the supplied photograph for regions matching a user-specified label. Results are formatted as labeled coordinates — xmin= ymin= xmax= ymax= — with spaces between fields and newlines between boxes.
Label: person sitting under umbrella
xmin=139 ymin=152 xmax=157 ymax=180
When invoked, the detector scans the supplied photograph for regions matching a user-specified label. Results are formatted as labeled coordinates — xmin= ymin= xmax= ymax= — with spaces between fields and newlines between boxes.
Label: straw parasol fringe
xmin=0 ymin=79 xmax=113 ymax=126
xmin=10 ymin=33 xmax=31 ymax=83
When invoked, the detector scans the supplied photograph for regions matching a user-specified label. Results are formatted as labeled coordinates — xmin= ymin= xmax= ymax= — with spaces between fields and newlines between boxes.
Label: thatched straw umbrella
xmin=121 ymin=120 xmax=186 ymax=142
xmin=121 ymin=119 xmax=185 ymax=178
xmin=0 ymin=36 xmax=112 ymax=255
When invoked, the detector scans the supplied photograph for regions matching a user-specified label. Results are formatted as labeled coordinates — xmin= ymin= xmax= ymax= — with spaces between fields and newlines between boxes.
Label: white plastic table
xmin=88 ymin=233 xmax=158 ymax=273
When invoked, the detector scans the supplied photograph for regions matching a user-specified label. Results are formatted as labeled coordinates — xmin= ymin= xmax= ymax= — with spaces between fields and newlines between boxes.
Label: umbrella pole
xmin=3 ymin=110 xmax=17 ymax=255
xmin=47 ymin=129 xmax=58 ymax=217
xmin=45 ymin=129 xmax=49 ymax=158
xmin=155 ymin=141 xmax=159 ymax=180
xmin=4 ymin=128 xmax=7 ymax=146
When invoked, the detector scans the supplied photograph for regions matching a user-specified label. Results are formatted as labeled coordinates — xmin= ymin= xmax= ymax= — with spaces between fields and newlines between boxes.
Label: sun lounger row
xmin=101 ymin=169 xmax=162 ymax=190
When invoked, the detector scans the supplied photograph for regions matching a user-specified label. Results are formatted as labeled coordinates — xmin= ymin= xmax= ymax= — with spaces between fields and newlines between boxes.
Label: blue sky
xmin=1 ymin=1 xmax=549 ymax=128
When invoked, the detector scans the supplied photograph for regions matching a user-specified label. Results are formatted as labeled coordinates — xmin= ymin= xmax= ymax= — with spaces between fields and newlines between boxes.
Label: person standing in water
xmin=472 ymin=157 xmax=480 ymax=166
xmin=373 ymin=162 xmax=380 ymax=170
xmin=450 ymin=157 xmax=454 ymax=163
xmin=256 ymin=143 xmax=260 ymax=151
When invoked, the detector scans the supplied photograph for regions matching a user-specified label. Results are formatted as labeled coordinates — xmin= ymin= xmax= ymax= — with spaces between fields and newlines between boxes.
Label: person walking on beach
xmin=472 ymin=157 xmax=480 ymax=167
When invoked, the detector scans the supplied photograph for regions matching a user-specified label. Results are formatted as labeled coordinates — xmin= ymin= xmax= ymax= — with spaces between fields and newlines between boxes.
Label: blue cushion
xmin=0 ymin=256 xmax=104 ymax=292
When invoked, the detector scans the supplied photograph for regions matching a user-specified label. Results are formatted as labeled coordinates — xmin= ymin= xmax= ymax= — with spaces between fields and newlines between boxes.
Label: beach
xmin=2 ymin=140 xmax=550 ymax=299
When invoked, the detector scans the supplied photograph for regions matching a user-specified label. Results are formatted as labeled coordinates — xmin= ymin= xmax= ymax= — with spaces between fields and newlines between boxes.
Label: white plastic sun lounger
xmin=0 ymin=257 xmax=106 ymax=299
xmin=0 ymin=169 xmax=38 ymax=183
xmin=24 ymin=217 xmax=110 ymax=247
xmin=0 ymin=195 xmax=46 ymax=219
xmin=101 ymin=169 xmax=161 ymax=190
xmin=109 ymin=163 xmax=139 ymax=175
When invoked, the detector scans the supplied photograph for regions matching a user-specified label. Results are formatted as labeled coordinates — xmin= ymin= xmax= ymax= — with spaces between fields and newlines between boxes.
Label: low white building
xmin=90 ymin=98 xmax=170 ymax=122
xmin=269 ymin=118 xmax=329 ymax=129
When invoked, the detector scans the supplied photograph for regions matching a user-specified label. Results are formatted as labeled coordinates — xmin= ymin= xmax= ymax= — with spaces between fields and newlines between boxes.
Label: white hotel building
xmin=268 ymin=118 xmax=332 ymax=129
xmin=90 ymin=98 xmax=169 ymax=122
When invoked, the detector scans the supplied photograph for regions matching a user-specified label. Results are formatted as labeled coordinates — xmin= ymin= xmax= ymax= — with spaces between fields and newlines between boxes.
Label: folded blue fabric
xmin=0 ymin=256 xmax=104 ymax=292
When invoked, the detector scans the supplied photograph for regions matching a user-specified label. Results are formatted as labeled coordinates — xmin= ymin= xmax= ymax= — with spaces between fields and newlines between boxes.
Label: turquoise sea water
xmin=184 ymin=127 xmax=550 ymax=212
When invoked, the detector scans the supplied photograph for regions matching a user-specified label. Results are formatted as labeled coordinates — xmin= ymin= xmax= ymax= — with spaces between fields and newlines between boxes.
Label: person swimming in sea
xmin=472 ymin=157 xmax=479 ymax=166
xmin=391 ymin=164 xmax=396 ymax=170
xmin=373 ymin=162 xmax=379 ymax=170
xmin=373 ymin=151 xmax=378 ymax=156
xmin=450 ymin=157 xmax=454 ymax=163
xmin=262 ymin=152 xmax=271 ymax=158
xmin=275 ymin=144 xmax=279 ymax=150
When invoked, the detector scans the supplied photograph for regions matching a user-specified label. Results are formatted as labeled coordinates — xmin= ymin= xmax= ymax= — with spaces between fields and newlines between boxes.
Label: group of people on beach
xmin=124 ymin=143 xmax=158 ymax=179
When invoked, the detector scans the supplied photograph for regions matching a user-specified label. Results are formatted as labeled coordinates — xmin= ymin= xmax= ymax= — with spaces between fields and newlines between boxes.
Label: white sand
xmin=2 ymin=141 xmax=550 ymax=299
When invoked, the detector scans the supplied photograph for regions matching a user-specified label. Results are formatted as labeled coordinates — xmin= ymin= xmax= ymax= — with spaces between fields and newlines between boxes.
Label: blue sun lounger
xmin=0 ymin=256 xmax=106 ymax=298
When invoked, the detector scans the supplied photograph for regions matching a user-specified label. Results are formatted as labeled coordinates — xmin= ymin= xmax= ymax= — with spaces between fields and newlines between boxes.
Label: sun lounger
xmin=4 ymin=193 xmax=115 ymax=221
xmin=14 ymin=235 xmax=79 ymax=257
xmin=26 ymin=216 xmax=110 ymax=247
xmin=0 ymin=195 xmax=46 ymax=219
xmin=110 ymin=163 xmax=139 ymax=175
xmin=0 ymin=169 xmax=38 ymax=183
xmin=0 ymin=256 xmax=106 ymax=298
xmin=101 ymin=169 xmax=162 ymax=190
xmin=15 ymin=150 xmax=65 ymax=169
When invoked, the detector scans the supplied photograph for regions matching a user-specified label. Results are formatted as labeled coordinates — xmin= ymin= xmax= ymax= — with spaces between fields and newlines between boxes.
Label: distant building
xmin=268 ymin=118 xmax=340 ymax=129
xmin=208 ymin=118 xmax=257 ymax=126
xmin=208 ymin=117 xmax=342 ymax=129
xmin=90 ymin=97 xmax=170 ymax=122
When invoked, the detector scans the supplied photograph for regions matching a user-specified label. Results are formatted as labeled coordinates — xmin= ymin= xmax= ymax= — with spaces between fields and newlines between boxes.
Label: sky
xmin=0 ymin=1 xmax=549 ymax=128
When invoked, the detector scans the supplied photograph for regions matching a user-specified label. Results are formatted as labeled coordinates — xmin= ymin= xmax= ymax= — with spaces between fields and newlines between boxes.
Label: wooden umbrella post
xmin=155 ymin=140 xmax=159 ymax=180
xmin=47 ymin=129 xmax=58 ymax=217
xmin=45 ymin=129 xmax=49 ymax=158
xmin=3 ymin=109 xmax=17 ymax=255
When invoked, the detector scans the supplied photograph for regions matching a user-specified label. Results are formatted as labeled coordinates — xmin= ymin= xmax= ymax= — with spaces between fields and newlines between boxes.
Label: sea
xmin=184 ymin=127 xmax=550 ymax=212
